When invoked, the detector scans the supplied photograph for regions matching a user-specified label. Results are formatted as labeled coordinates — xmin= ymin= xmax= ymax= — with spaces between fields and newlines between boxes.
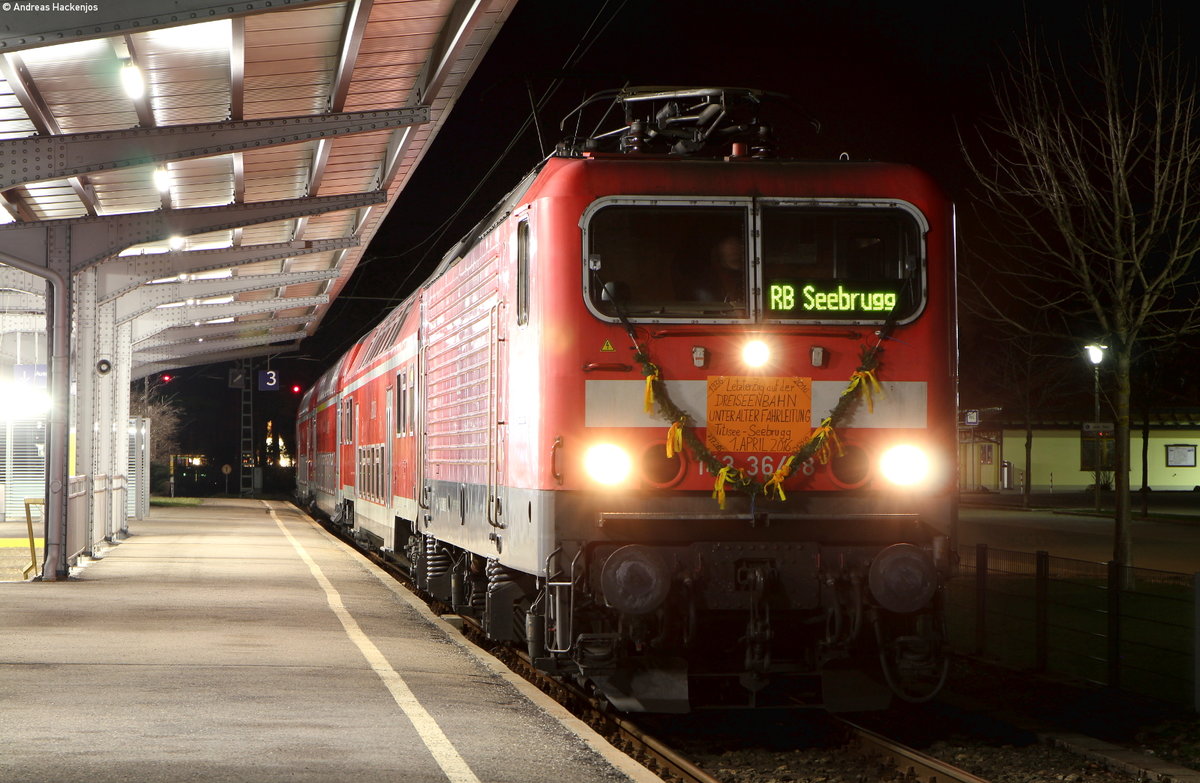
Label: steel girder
xmin=0 ymin=289 xmax=43 ymax=311
xmin=132 ymin=342 xmax=302 ymax=381
xmin=0 ymin=312 xmax=44 ymax=334
xmin=114 ymin=269 xmax=339 ymax=323
xmin=129 ymin=295 xmax=328 ymax=344
xmin=0 ymin=108 xmax=429 ymax=191
xmin=134 ymin=330 xmax=308 ymax=363
xmin=0 ymin=191 xmax=385 ymax=274
xmin=0 ymin=266 xmax=45 ymax=294
xmin=135 ymin=315 xmax=315 ymax=350
xmin=96 ymin=237 xmax=358 ymax=301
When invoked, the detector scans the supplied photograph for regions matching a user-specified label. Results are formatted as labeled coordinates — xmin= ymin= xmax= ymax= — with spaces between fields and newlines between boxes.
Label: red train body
xmin=298 ymin=88 xmax=958 ymax=711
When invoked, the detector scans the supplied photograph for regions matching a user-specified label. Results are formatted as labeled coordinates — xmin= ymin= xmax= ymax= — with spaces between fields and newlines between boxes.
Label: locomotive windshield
xmin=586 ymin=204 xmax=749 ymax=319
xmin=584 ymin=200 xmax=924 ymax=323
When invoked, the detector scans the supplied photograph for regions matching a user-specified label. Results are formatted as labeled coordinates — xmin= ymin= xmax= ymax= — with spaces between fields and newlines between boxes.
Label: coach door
xmin=385 ymin=384 xmax=394 ymax=506
xmin=416 ymin=305 xmax=429 ymax=516
xmin=341 ymin=396 xmax=356 ymax=502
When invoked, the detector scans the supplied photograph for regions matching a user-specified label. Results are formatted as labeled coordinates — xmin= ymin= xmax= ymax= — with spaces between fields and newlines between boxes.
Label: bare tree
xmin=962 ymin=7 xmax=1200 ymax=570
xmin=128 ymin=381 xmax=182 ymax=466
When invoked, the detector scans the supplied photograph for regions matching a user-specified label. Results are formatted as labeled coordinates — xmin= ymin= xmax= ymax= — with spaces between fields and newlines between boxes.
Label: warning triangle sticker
xmin=600 ymin=339 xmax=615 ymax=352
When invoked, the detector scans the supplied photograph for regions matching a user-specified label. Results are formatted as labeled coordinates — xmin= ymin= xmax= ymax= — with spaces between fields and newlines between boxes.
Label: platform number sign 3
xmin=258 ymin=370 xmax=280 ymax=391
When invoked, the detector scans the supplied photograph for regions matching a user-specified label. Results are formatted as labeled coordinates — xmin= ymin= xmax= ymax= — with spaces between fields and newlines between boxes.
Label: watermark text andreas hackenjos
xmin=2 ymin=2 xmax=101 ymax=11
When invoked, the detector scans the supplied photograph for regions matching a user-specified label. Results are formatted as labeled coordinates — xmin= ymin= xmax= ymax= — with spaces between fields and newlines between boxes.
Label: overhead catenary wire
xmin=317 ymin=0 xmax=628 ymax=364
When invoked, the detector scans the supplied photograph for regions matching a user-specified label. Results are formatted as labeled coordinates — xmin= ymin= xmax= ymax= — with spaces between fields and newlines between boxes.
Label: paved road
xmin=958 ymin=493 xmax=1200 ymax=574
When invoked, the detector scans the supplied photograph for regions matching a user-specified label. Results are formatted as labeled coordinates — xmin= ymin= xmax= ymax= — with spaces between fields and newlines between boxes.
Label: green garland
xmin=634 ymin=341 xmax=887 ymax=504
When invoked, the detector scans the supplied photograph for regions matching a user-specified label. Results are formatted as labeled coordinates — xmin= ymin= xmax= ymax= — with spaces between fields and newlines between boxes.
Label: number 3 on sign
xmin=258 ymin=370 xmax=280 ymax=391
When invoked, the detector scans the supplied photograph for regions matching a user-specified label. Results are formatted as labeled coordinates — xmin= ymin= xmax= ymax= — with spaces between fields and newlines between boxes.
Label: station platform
xmin=0 ymin=498 xmax=658 ymax=783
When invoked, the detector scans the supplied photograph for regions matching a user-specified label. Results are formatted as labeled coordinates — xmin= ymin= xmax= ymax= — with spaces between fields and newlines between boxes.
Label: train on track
xmin=297 ymin=87 xmax=958 ymax=712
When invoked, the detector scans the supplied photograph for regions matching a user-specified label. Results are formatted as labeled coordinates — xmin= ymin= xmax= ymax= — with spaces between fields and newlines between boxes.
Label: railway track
xmin=839 ymin=718 xmax=993 ymax=783
xmin=317 ymin=514 xmax=998 ymax=783
xmin=606 ymin=713 xmax=996 ymax=783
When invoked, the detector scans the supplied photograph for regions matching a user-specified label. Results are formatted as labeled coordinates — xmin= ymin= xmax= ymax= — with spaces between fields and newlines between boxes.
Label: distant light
xmin=169 ymin=235 xmax=185 ymax=250
xmin=120 ymin=62 xmax=145 ymax=99
xmin=1085 ymin=343 xmax=1107 ymax=366
xmin=154 ymin=167 xmax=172 ymax=192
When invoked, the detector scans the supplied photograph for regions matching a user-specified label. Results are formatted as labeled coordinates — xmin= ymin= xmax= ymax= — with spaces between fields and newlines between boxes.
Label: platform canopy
xmin=0 ymin=0 xmax=517 ymax=378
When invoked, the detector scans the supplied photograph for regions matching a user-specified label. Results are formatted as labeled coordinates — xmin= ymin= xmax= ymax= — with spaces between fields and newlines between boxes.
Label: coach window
xmin=396 ymin=372 xmax=407 ymax=436
xmin=516 ymin=219 xmax=530 ymax=326
xmin=407 ymin=374 xmax=416 ymax=436
xmin=760 ymin=204 xmax=925 ymax=323
xmin=585 ymin=203 xmax=748 ymax=320
xmin=342 ymin=399 xmax=355 ymax=444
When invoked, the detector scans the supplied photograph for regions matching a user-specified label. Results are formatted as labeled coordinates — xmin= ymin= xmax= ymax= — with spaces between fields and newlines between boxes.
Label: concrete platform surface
xmin=0 ymin=499 xmax=656 ymax=783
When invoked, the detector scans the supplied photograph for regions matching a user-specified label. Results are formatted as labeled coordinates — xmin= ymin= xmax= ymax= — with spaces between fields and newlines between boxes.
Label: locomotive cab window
xmin=585 ymin=203 xmax=748 ymax=320
xmin=584 ymin=199 xmax=924 ymax=324
xmin=761 ymin=205 xmax=924 ymax=323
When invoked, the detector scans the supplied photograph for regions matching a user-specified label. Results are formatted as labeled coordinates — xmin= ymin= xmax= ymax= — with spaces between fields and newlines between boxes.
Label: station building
xmin=959 ymin=412 xmax=1200 ymax=492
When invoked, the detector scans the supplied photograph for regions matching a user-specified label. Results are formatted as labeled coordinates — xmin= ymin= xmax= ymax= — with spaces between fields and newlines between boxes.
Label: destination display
xmin=766 ymin=279 xmax=904 ymax=319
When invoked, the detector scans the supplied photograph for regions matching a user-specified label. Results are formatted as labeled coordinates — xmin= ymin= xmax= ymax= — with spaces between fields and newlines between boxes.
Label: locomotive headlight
xmin=584 ymin=443 xmax=633 ymax=486
xmin=742 ymin=339 xmax=770 ymax=368
xmin=879 ymin=444 xmax=931 ymax=487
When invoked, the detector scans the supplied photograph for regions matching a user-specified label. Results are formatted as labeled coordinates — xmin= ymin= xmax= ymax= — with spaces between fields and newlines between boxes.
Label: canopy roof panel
xmin=0 ymin=0 xmax=518 ymax=377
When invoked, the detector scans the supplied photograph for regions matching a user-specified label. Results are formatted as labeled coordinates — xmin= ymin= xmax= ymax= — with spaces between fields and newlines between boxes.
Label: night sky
xmin=166 ymin=0 xmax=1185 ymax=472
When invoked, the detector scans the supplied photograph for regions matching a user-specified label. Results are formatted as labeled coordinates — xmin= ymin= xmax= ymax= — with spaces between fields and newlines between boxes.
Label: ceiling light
xmin=154 ymin=167 xmax=172 ymax=192
xmin=120 ymin=62 xmax=145 ymax=99
xmin=146 ymin=20 xmax=232 ymax=50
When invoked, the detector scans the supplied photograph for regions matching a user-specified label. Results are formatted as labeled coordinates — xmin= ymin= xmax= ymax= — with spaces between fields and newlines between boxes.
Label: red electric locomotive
xmin=297 ymin=87 xmax=958 ymax=712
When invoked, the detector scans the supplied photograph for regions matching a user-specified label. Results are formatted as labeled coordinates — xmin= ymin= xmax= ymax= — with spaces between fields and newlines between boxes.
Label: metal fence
xmin=946 ymin=544 xmax=1198 ymax=712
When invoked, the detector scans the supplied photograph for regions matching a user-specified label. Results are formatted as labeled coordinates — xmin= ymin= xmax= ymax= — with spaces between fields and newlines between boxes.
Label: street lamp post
xmin=1085 ymin=343 xmax=1107 ymax=511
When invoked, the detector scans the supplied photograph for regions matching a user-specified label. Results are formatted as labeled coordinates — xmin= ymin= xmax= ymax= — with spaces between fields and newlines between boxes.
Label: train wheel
xmin=874 ymin=601 xmax=949 ymax=703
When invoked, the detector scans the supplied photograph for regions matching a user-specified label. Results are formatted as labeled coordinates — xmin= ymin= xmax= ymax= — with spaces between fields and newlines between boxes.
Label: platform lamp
xmin=1085 ymin=343 xmax=1107 ymax=511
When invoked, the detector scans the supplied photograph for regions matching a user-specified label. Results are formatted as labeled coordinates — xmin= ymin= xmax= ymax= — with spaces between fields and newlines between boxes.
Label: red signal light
xmin=161 ymin=373 xmax=174 ymax=383
xmin=291 ymin=384 xmax=302 ymax=394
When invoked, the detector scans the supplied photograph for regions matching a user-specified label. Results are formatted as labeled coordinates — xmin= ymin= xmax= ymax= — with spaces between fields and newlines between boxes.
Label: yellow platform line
xmin=0 ymin=538 xmax=44 ymax=548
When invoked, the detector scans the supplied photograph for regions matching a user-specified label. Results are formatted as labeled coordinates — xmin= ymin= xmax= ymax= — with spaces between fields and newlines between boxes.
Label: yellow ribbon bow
xmin=666 ymin=419 xmax=685 ymax=458
xmin=764 ymin=456 xmax=796 ymax=501
xmin=712 ymin=466 xmax=739 ymax=509
xmin=644 ymin=365 xmax=660 ymax=414
xmin=844 ymin=369 xmax=883 ymax=413
xmin=810 ymin=419 xmax=844 ymax=465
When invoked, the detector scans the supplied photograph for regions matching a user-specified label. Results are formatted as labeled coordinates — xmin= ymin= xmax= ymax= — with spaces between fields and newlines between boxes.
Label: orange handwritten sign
xmin=705 ymin=376 xmax=812 ymax=453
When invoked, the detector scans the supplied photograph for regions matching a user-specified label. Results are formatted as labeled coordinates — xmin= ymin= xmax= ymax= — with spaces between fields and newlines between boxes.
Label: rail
xmin=838 ymin=718 xmax=993 ymax=783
